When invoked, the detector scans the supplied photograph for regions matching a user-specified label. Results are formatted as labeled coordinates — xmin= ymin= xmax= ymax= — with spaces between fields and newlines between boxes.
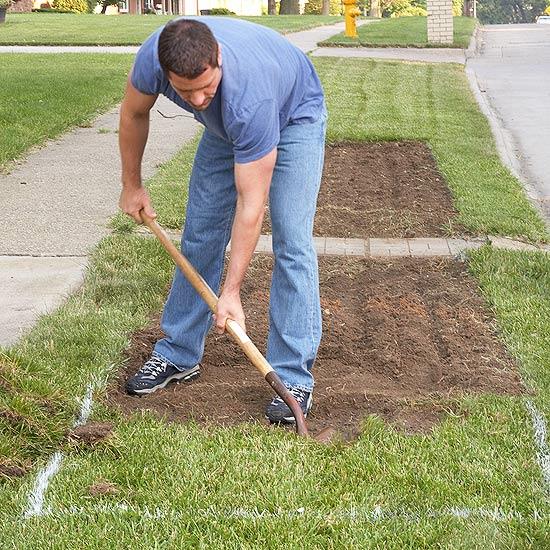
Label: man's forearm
xmin=223 ymin=202 xmax=265 ymax=294
xmin=119 ymin=104 xmax=150 ymax=189
xmin=222 ymin=151 xmax=276 ymax=296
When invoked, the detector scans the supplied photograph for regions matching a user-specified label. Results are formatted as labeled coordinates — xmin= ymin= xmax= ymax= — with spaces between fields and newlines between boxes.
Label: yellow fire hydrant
xmin=343 ymin=0 xmax=361 ymax=38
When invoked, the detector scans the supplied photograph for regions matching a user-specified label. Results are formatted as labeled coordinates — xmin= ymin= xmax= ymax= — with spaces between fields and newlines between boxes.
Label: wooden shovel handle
xmin=140 ymin=212 xmax=309 ymax=437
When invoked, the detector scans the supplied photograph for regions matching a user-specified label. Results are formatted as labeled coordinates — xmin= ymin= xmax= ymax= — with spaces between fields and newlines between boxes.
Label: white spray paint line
xmin=24 ymin=381 xmax=98 ymax=518
xmin=525 ymin=400 xmax=550 ymax=490
xmin=37 ymin=503 xmax=547 ymax=523
xmin=23 ymin=452 xmax=64 ymax=519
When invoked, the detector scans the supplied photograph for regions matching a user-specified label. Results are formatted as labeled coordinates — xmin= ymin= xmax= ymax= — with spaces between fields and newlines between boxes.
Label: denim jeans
xmin=154 ymin=113 xmax=327 ymax=392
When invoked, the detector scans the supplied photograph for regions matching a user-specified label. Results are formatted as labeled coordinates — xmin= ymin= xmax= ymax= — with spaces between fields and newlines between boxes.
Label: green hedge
xmin=52 ymin=0 xmax=88 ymax=13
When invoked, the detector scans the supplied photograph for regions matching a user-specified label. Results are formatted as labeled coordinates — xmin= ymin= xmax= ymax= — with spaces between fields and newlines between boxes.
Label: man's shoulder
xmin=132 ymin=29 xmax=165 ymax=95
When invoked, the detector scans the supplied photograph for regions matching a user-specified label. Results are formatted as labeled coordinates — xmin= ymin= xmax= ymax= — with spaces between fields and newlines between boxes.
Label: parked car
xmin=536 ymin=15 xmax=550 ymax=24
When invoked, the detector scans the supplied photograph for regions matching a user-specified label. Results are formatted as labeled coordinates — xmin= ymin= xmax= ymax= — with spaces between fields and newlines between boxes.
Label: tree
xmin=99 ymin=0 xmax=118 ymax=13
xmin=381 ymin=0 xmax=427 ymax=17
xmin=52 ymin=0 xmax=88 ymax=12
xmin=304 ymin=0 xmax=342 ymax=14
xmin=279 ymin=0 xmax=300 ymax=14
xmin=477 ymin=0 xmax=548 ymax=23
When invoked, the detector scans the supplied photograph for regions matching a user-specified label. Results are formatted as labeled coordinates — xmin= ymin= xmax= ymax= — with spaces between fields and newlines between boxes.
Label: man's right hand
xmin=118 ymin=185 xmax=157 ymax=224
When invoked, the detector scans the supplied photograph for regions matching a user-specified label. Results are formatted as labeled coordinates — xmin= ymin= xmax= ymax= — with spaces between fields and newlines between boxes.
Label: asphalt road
xmin=467 ymin=23 xmax=550 ymax=222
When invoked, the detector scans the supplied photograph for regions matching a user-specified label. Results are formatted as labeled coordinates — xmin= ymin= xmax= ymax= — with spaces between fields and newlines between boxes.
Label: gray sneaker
xmin=125 ymin=355 xmax=200 ymax=395
xmin=265 ymin=387 xmax=313 ymax=424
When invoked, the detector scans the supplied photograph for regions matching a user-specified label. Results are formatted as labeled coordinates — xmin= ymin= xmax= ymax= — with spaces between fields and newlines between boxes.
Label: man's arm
xmin=214 ymin=148 xmax=277 ymax=333
xmin=118 ymin=75 xmax=159 ymax=223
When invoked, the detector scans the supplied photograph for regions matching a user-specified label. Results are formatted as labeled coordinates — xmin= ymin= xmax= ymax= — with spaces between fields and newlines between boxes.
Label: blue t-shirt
xmin=131 ymin=17 xmax=325 ymax=164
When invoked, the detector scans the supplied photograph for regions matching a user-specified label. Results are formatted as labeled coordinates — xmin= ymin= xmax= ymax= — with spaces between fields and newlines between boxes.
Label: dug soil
xmin=108 ymin=256 xmax=522 ymax=441
xmin=262 ymin=141 xmax=464 ymax=239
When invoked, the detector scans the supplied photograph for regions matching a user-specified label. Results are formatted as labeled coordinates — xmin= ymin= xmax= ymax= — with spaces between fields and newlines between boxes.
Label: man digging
xmin=119 ymin=18 xmax=327 ymax=424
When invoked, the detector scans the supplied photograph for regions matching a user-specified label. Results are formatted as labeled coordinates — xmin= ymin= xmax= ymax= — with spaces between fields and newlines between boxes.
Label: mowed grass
xmin=0 ymin=14 xmax=342 ymax=45
xmin=0 ymin=54 xmax=132 ymax=170
xmin=1 ymin=240 xmax=550 ymax=547
xmin=321 ymin=16 xmax=477 ymax=48
xmin=469 ymin=249 xmax=550 ymax=418
xmin=0 ymin=236 xmax=177 ymax=471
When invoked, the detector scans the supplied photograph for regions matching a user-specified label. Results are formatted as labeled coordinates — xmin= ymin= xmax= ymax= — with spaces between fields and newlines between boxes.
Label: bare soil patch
xmin=263 ymin=141 xmax=462 ymax=238
xmin=108 ymin=257 xmax=522 ymax=441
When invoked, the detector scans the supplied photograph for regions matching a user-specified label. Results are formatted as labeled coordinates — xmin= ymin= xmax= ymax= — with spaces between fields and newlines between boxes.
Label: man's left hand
xmin=214 ymin=290 xmax=246 ymax=335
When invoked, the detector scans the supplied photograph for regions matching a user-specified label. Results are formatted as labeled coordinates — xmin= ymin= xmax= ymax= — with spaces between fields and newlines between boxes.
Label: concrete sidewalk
xmin=0 ymin=97 xmax=199 ymax=346
xmin=312 ymin=46 xmax=466 ymax=64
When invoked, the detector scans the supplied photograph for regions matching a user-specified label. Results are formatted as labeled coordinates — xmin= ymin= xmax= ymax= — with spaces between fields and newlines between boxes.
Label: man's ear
xmin=217 ymin=43 xmax=223 ymax=67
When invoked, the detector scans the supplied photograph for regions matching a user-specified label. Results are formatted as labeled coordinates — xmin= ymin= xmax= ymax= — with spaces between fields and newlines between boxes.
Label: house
xmin=123 ymin=0 xmax=265 ymax=16
xmin=8 ymin=0 xmax=33 ymax=12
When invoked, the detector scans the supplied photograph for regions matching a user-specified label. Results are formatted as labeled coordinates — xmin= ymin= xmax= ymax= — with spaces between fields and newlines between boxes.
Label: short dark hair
xmin=158 ymin=19 xmax=219 ymax=79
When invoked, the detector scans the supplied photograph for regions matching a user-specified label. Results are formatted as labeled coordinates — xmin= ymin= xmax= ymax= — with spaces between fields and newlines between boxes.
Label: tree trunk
xmin=268 ymin=0 xmax=276 ymax=14
xmin=369 ymin=0 xmax=381 ymax=18
xmin=279 ymin=0 xmax=300 ymax=15
xmin=101 ymin=2 xmax=108 ymax=14
xmin=322 ymin=0 xmax=330 ymax=15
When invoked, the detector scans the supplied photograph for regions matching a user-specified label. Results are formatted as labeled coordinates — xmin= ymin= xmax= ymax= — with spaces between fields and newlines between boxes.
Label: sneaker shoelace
xmin=140 ymin=358 xmax=168 ymax=380
xmin=271 ymin=388 xmax=308 ymax=406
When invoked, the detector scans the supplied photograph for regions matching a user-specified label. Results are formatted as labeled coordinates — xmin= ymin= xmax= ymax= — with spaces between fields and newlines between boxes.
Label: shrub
xmin=304 ymin=0 xmax=342 ymax=15
xmin=52 ymin=0 xmax=88 ymax=12
xmin=209 ymin=7 xmax=236 ymax=15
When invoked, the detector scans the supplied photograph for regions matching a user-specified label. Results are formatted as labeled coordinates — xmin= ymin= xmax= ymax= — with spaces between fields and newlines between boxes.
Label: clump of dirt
xmin=68 ymin=422 xmax=114 ymax=446
xmin=0 ymin=408 xmax=26 ymax=427
xmin=262 ymin=141 xmax=463 ymax=239
xmin=108 ymin=257 xmax=522 ymax=441
xmin=88 ymin=480 xmax=119 ymax=497
xmin=0 ymin=460 xmax=30 ymax=479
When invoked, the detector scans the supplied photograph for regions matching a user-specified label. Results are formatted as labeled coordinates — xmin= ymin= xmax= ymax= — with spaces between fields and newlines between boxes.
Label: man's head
xmin=158 ymin=19 xmax=222 ymax=111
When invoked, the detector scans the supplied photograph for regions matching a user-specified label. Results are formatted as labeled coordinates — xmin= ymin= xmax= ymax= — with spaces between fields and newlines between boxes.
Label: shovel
xmin=140 ymin=211 xmax=309 ymax=437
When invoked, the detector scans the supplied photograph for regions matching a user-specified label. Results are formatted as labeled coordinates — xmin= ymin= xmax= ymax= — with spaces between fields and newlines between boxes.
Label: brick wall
xmin=8 ymin=0 xmax=34 ymax=12
xmin=427 ymin=0 xmax=453 ymax=45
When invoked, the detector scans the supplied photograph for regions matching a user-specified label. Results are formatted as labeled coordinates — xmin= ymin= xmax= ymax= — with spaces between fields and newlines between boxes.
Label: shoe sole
xmin=126 ymin=365 xmax=200 ymax=396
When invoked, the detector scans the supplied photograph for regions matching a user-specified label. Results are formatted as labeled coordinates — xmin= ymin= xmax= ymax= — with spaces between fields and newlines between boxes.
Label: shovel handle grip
xmin=140 ymin=212 xmax=309 ymax=436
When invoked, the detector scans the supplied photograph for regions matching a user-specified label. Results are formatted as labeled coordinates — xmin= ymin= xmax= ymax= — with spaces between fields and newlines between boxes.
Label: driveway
xmin=467 ymin=24 xmax=550 ymax=222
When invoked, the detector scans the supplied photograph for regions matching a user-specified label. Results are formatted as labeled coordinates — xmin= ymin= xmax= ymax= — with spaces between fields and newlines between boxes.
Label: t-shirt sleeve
xmin=130 ymin=33 xmax=162 ymax=96
xmin=225 ymin=100 xmax=280 ymax=164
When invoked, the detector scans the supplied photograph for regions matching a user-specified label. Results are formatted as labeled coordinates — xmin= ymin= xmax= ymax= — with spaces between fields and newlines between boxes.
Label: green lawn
xmin=1 ymin=25 xmax=550 ymax=548
xmin=0 ymin=13 xmax=342 ymax=46
xmin=0 ymin=54 xmax=132 ymax=171
xmin=321 ymin=16 xmax=477 ymax=48
xmin=1 ymin=237 xmax=549 ymax=546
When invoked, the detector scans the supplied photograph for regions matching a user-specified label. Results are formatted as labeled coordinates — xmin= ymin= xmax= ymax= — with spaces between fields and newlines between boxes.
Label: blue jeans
xmin=154 ymin=113 xmax=327 ymax=391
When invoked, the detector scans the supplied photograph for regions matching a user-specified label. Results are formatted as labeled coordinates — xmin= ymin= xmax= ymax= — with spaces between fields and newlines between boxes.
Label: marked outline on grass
xmin=24 ymin=378 xmax=101 ymax=518
xmin=526 ymin=399 xmax=550 ymax=491
xmin=35 ymin=502 xmax=549 ymax=524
